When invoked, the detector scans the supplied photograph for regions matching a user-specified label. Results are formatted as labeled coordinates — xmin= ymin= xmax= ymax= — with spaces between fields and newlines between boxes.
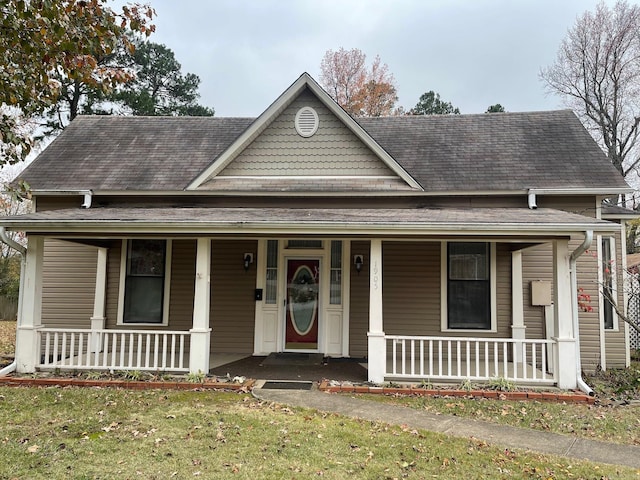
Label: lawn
xmin=1 ymin=320 xmax=639 ymax=476
xmin=359 ymin=359 xmax=640 ymax=446
xmin=359 ymin=389 xmax=640 ymax=446
xmin=0 ymin=386 xmax=637 ymax=479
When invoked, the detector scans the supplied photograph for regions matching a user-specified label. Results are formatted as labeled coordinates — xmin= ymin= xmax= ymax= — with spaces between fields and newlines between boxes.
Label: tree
xmin=109 ymin=41 xmax=214 ymax=116
xmin=319 ymin=48 xmax=397 ymax=117
xmin=486 ymin=104 xmax=505 ymax=113
xmin=0 ymin=0 xmax=155 ymax=165
xmin=540 ymin=0 xmax=640 ymax=181
xmin=0 ymin=167 xmax=29 ymax=306
xmin=410 ymin=91 xmax=460 ymax=115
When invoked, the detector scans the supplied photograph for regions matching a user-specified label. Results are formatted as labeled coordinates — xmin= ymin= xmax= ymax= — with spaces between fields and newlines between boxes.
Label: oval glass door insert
xmin=288 ymin=265 xmax=318 ymax=335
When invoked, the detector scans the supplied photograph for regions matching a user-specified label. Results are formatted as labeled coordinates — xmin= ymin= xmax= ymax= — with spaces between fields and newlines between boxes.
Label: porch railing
xmin=385 ymin=335 xmax=556 ymax=384
xmin=38 ymin=328 xmax=190 ymax=372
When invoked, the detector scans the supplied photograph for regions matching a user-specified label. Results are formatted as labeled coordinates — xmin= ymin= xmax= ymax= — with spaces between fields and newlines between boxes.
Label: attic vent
xmin=295 ymin=106 xmax=319 ymax=137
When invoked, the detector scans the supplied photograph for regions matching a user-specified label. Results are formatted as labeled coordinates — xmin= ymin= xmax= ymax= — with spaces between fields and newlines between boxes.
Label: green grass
xmin=360 ymin=393 xmax=640 ymax=446
xmin=0 ymin=386 xmax=637 ymax=479
xmin=358 ymin=360 xmax=640 ymax=446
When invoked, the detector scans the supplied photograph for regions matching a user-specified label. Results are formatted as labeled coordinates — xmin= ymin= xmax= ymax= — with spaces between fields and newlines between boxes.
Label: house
xmin=0 ymin=73 xmax=634 ymax=390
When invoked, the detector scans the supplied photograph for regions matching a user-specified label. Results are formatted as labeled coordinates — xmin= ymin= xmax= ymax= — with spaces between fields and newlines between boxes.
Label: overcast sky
xmin=129 ymin=0 xmax=617 ymax=117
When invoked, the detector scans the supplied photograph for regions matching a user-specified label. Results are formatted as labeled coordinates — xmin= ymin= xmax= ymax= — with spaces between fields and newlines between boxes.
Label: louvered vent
xmin=295 ymin=106 xmax=319 ymax=137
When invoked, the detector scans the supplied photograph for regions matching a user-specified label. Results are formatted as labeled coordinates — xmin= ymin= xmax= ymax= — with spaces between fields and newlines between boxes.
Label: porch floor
xmin=209 ymin=354 xmax=369 ymax=383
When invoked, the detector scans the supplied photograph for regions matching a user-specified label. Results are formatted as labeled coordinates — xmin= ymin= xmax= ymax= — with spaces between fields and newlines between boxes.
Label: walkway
xmin=253 ymin=385 xmax=640 ymax=469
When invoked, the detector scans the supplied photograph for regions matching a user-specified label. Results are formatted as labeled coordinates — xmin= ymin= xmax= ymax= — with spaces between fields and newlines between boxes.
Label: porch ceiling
xmin=2 ymin=206 xmax=618 ymax=237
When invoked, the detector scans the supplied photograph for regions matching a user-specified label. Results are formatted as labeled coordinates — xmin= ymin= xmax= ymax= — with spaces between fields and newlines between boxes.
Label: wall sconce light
xmin=353 ymin=254 xmax=364 ymax=274
xmin=243 ymin=253 xmax=254 ymax=271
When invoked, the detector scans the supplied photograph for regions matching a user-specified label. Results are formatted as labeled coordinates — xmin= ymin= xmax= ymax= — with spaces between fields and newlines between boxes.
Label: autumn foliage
xmin=0 ymin=0 xmax=155 ymax=164
xmin=320 ymin=48 xmax=398 ymax=117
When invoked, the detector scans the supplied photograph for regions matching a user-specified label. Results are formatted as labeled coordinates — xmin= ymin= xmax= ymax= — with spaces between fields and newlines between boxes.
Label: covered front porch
xmin=5 ymin=205 xmax=616 ymax=389
xmin=34 ymin=326 xmax=557 ymax=385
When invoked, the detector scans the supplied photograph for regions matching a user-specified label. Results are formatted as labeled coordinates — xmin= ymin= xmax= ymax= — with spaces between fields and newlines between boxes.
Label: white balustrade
xmin=385 ymin=335 xmax=556 ymax=384
xmin=38 ymin=328 xmax=189 ymax=372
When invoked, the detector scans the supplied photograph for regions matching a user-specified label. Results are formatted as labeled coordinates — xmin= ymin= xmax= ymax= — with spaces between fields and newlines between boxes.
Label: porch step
xmin=261 ymin=352 xmax=324 ymax=366
xmin=260 ymin=381 xmax=313 ymax=390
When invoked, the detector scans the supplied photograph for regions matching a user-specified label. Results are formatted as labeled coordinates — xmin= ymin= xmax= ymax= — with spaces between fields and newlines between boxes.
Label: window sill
xmin=441 ymin=328 xmax=497 ymax=334
xmin=117 ymin=322 xmax=169 ymax=327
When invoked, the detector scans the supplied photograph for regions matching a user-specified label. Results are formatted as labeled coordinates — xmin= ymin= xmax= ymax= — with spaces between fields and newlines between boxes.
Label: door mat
xmin=260 ymin=352 xmax=324 ymax=366
xmin=261 ymin=381 xmax=313 ymax=390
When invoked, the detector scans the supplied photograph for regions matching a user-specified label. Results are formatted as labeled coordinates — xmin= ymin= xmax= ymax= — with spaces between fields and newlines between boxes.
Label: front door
xmin=285 ymin=258 xmax=320 ymax=350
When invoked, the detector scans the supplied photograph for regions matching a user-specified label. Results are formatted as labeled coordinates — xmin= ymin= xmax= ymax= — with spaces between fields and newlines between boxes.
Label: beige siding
xmin=349 ymin=241 xmax=370 ymax=357
xmin=168 ymin=240 xmax=196 ymax=330
xmin=219 ymin=89 xmax=394 ymax=177
xmin=521 ymin=240 xmax=602 ymax=372
xmin=576 ymin=242 xmax=601 ymax=372
xmin=349 ymin=241 xmax=512 ymax=357
xmin=496 ymin=244 xmax=512 ymax=336
xmin=35 ymin=196 xmax=83 ymax=212
xmin=210 ymin=240 xmax=258 ymax=353
xmin=105 ymin=241 xmax=121 ymax=328
xmin=382 ymin=242 xmax=440 ymax=336
xmin=605 ymin=228 xmax=627 ymax=368
xmin=535 ymin=196 xmax=598 ymax=218
xmin=42 ymin=239 xmax=97 ymax=328
xmin=522 ymin=244 xmax=551 ymax=340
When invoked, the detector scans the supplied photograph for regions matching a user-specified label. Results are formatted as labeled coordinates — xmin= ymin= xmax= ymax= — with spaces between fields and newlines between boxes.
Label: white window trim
xmin=599 ymin=235 xmax=619 ymax=332
xmin=117 ymin=239 xmax=172 ymax=326
xmin=440 ymin=241 xmax=497 ymax=333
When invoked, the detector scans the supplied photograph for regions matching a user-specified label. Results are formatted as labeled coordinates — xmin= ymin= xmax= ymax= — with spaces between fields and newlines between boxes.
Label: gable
xmin=192 ymin=74 xmax=421 ymax=193
xmin=217 ymin=89 xmax=393 ymax=177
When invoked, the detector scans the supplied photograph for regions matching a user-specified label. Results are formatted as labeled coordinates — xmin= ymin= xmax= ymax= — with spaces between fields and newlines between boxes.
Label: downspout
xmin=569 ymin=230 xmax=594 ymax=396
xmin=0 ymin=227 xmax=26 ymax=376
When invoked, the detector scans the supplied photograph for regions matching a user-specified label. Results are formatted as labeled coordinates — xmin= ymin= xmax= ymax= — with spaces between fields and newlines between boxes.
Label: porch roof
xmin=2 ymin=206 xmax=617 ymax=236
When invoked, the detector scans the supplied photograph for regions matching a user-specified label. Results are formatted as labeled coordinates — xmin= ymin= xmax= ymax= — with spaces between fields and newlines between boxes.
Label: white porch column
xmin=15 ymin=236 xmax=44 ymax=373
xmin=553 ymin=239 xmax=577 ymax=389
xmin=367 ymin=239 xmax=385 ymax=383
xmin=511 ymin=251 xmax=526 ymax=364
xmin=190 ymin=238 xmax=212 ymax=374
xmin=90 ymin=247 xmax=108 ymax=353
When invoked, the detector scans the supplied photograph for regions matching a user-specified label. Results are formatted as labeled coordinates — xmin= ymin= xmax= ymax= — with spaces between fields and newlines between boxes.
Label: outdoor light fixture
xmin=243 ymin=253 xmax=254 ymax=271
xmin=354 ymin=254 xmax=364 ymax=274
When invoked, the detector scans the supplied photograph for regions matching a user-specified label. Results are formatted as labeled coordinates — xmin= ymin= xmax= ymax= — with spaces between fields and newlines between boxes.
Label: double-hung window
xmin=442 ymin=242 xmax=495 ymax=331
xmin=119 ymin=239 xmax=170 ymax=324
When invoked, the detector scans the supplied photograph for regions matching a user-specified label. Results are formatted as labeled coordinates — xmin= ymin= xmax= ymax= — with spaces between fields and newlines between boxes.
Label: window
xmin=119 ymin=239 xmax=170 ymax=324
xmin=442 ymin=242 xmax=495 ymax=330
xmin=265 ymin=240 xmax=278 ymax=304
xmin=287 ymin=240 xmax=322 ymax=249
xmin=330 ymin=241 xmax=342 ymax=304
xmin=601 ymin=237 xmax=616 ymax=330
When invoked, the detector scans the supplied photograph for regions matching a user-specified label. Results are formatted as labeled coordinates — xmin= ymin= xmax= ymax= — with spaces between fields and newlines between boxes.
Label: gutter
xmin=569 ymin=231 xmax=594 ymax=396
xmin=0 ymin=227 xmax=26 ymax=376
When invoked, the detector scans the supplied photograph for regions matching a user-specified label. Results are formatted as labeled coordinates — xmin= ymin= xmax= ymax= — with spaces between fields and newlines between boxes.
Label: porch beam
xmin=367 ymin=239 xmax=385 ymax=383
xmin=553 ymin=239 xmax=577 ymax=389
xmin=190 ymin=238 xmax=212 ymax=374
xmin=15 ymin=236 xmax=44 ymax=373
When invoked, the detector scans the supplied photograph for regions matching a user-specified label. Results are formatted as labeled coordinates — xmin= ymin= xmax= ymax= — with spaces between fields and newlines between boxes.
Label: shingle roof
xmin=17 ymin=110 xmax=629 ymax=193
xmin=19 ymin=116 xmax=254 ymax=191
xmin=358 ymin=111 xmax=629 ymax=191
xmin=1 ymin=206 xmax=617 ymax=235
